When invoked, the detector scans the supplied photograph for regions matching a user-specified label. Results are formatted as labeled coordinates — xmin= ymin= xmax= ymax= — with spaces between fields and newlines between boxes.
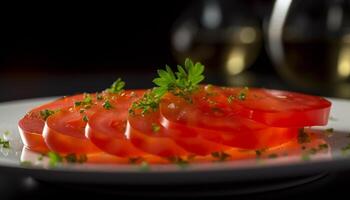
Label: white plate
xmin=0 ymin=97 xmax=349 ymax=187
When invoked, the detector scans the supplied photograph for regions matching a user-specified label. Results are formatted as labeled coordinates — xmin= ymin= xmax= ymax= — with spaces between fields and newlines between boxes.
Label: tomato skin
xmin=18 ymin=94 xmax=85 ymax=153
xmin=219 ymin=87 xmax=332 ymax=127
xmin=43 ymin=109 xmax=101 ymax=154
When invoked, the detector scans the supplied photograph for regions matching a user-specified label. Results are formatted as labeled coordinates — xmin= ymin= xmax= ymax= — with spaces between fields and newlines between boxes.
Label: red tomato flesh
xmin=18 ymin=94 xmax=85 ymax=153
xmin=219 ymin=87 xmax=331 ymax=127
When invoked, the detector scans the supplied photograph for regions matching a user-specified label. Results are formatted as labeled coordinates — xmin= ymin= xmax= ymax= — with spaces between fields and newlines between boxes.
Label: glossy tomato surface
xmin=219 ymin=87 xmax=331 ymax=127
xmin=18 ymin=94 xmax=85 ymax=153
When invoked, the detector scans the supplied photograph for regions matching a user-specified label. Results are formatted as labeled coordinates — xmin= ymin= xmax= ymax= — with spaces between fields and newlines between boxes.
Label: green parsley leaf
xmin=152 ymin=58 xmax=205 ymax=101
xmin=103 ymin=100 xmax=113 ymax=110
xmin=75 ymin=93 xmax=93 ymax=109
xmin=237 ymin=87 xmax=249 ymax=101
xmin=268 ymin=153 xmax=278 ymax=159
xmin=82 ymin=115 xmax=89 ymax=122
xmin=211 ymin=151 xmax=231 ymax=161
xmin=151 ymin=123 xmax=160 ymax=133
xmin=20 ymin=161 xmax=33 ymax=167
xmin=48 ymin=152 xmax=63 ymax=167
xmin=40 ymin=109 xmax=56 ymax=120
xmin=227 ymin=95 xmax=235 ymax=104
xmin=298 ymin=128 xmax=310 ymax=144
xmin=168 ymin=156 xmax=189 ymax=168
xmin=107 ymin=78 xmax=125 ymax=94
xmin=139 ymin=161 xmax=150 ymax=171
xmin=129 ymin=90 xmax=161 ymax=115
xmin=0 ymin=138 xmax=10 ymax=149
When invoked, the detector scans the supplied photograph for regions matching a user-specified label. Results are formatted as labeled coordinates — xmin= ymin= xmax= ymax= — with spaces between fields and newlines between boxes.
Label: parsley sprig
xmin=153 ymin=58 xmax=205 ymax=99
xmin=130 ymin=58 xmax=205 ymax=115
xmin=107 ymin=78 xmax=125 ymax=94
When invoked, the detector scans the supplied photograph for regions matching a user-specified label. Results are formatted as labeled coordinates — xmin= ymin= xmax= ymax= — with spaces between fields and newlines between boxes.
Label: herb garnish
xmin=153 ymin=58 xmax=205 ymax=99
xmin=151 ymin=123 xmax=160 ymax=133
xmin=82 ymin=115 xmax=89 ymax=122
xmin=139 ymin=161 xmax=150 ymax=171
xmin=298 ymin=128 xmax=310 ymax=144
xmin=107 ymin=78 xmax=125 ymax=94
xmin=47 ymin=152 xmax=63 ymax=167
xmin=255 ymin=148 xmax=267 ymax=157
xmin=47 ymin=152 xmax=88 ymax=167
xmin=0 ymin=138 xmax=10 ymax=149
xmin=40 ymin=109 xmax=56 ymax=120
xmin=74 ymin=93 xmax=93 ymax=108
xmin=130 ymin=58 xmax=205 ymax=115
xmin=324 ymin=128 xmax=334 ymax=137
xmin=211 ymin=151 xmax=231 ymax=161
xmin=103 ymin=100 xmax=113 ymax=110
xmin=168 ymin=156 xmax=188 ymax=168
xmin=237 ymin=87 xmax=249 ymax=101
xmin=227 ymin=95 xmax=235 ymax=104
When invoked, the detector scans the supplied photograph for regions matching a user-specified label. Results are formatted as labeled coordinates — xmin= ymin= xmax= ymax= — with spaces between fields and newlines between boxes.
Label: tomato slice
xmin=18 ymin=94 xmax=85 ymax=153
xmin=127 ymin=111 xmax=191 ymax=157
xmin=219 ymin=87 xmax=331 ymax=127
xmin=86 ymin=90 xmax=152 ymax=157
xmin=160 ymin=92 xmax=298 ymax=149
xmin=43 ymin=108 xmax=101 ymax=154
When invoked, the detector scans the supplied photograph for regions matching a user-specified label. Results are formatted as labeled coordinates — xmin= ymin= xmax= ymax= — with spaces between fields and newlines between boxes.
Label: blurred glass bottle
xmin=267 ymin=0 xmax=350 ymax=97
xmin=171 ymin=0 xmax=262 ymax=85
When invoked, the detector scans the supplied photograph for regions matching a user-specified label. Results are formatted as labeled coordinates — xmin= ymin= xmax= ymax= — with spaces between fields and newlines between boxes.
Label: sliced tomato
xmin=160 ymin=92 xmax=298 ymax=149
xmin=127 ymin=111 xmax=191 ymax=157
xmin=219 ymin=87 xmax=331 ymax=127
xmin=18 ymin=94 xmax=85 ymax=153
xmin=43 ymin=108 xmax=101 ymax=154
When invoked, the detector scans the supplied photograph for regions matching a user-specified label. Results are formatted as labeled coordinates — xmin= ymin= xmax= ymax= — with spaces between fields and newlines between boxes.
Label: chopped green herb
xmin=129 ymin=90 xmax=161 ymax=115
xmin=139 ymin=161 xmax=150 ymax=171
xmin=227 ymin=95 xmax=235 ymax=104
xmin=255 ymin=148 xmax=266 ymax=157
xmin=301 ymin=153 xmax=311 ymax=161
xmin=74 ymin=93 xmax=93 ymax=108
xmin=4 ymin=130 xmax=10 ymax=136
xmin=65 ymin=154 xmax=87 ymax=163
xmin=129 ymin=157 xmax=143 ymax=164
xmin=268 ymin=153 xmax=278 ymax=159
xmin=318 ymin=143 xmax=328 ymax=150
xmin=341 ymin=144 xmax=350 ymax=156
xmin=211 ymin=151 xmax=231 ymax=161
xmin=20 ymin=161 xmax=32 ymax=167
xmin=0 ymin=138 xmax=10 ymax=149
xmin=37 ymin=154 xmax=44 ymax=161
xmin=168 ymin=156 xmax=189 ymax=168
xmin=82 ymin=115 xmax=89 ymax=122
xmin=237 ymin=87 xmax=249 ymax=101
xmin=40 ymin=109 xmax=56 ymax=120
xmin=103 ymin=100 xmax=113 ymax=110
xmin=96 ymin=93 xmax=103 ymax=101
xmin=298 ymin=128 xmax=310 ymax=144
xmin=47 ymin=152 xmax=63 ymax=167
xmin=151 ymin=123 xmax=160 ymax=133
xmin=107 ymin=78 xmax=125 ymax=94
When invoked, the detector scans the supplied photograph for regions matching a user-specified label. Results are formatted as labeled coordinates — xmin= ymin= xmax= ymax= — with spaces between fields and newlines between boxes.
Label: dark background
xmin=0 ymin=1 xmax=278 ymax=102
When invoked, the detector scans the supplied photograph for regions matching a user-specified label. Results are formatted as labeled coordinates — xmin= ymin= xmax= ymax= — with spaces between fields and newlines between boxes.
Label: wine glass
xmin=171 ymin=0 xmax=263 ymax=85
xmin=266 ymin=0 xmax=350 ymax=97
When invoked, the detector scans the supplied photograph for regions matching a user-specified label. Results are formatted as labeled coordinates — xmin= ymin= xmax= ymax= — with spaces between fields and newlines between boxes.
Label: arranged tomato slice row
xmin=218 ymin=87 xmax=332 ymax=127
xmin=18 ymin=94 xmax=85 ymax=153
xmin=160 ymin=93 xmax=299 ymax=149
xmin=18 ymin=86 xmax=331 ymax=162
